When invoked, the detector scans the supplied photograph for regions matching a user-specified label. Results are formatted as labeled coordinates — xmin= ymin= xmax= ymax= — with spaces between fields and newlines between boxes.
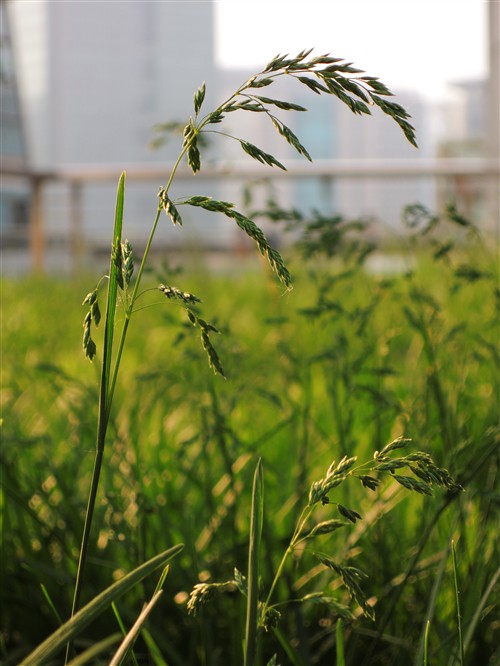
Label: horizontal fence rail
xmin=2 ymin=157 xmax=500 ymax=181
xmin=1 ymin=158 xmax=499 ymax=273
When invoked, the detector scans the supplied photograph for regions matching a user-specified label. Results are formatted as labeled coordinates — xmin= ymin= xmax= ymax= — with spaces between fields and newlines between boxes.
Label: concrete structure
xmin=7 ymin=0 xmax=218 ymax=262
xmin=0 ymin=0 xmax=30 ymax=242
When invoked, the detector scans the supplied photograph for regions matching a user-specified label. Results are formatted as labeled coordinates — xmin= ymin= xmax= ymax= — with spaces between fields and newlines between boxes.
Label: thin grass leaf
xmin=423 ymin=620 xmax=431 ymax=666
xmin=40 ymin=583 xmax=63 ymax=627
xmin=244 ymin=458 xmax=264 ymax=666
xmin=67 ymin=173 xmax=127 ymax=654
xmin=109 ymin=591 xmax=164 ymax=666
xmin=103 ymin=172 xmax=125 ymax=411
xmin=153 ymin=564 xmax=170 ymax=595
xmin=65 ymin=634 xmax=122 ymax=666
xmin=20 ymin=544 xmax=183 ymax=666
xmin=463 ymin=564 xmax=500 ymax=656
xmin=111 ymin=602 xmax=140 ymax=666
xmin=451 ymin=541 xmax=465 ymax=666
xmin=141 ymin=628 xmax=168 ymax=666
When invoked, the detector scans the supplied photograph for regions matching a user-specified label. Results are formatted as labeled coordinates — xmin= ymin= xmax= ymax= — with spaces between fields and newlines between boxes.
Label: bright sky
xmin=215 ymin=0 xmax=489 ymax=101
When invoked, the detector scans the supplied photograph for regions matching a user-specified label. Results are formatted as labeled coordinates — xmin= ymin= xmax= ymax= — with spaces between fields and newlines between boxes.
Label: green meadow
xmin=2 ymin=206 xmax=498 ymax=664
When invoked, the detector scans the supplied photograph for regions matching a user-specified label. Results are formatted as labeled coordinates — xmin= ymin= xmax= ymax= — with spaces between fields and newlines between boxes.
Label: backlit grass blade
xmin=423 ymin=620 xmax=430 ymax=666
xmin=20 ymin=544 xmax=183 ymax=666
xmin=65 ymin=634 xmax=122 ymax=666
xmin=244 ymin=458 xmax=264 ymax=666
xmin=109 ymin=591 xmax=164 ymax=666
xmin=40 ymin=583 xmax=63 ymax=626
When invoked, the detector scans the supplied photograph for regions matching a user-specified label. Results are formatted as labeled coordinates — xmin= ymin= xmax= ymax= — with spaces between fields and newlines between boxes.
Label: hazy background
xmin=1 ymin=0 xmax=496 ymax=274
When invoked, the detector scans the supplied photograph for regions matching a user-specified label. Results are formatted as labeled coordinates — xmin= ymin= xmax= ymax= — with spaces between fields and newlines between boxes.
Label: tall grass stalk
xmin=65 ymin=172 xmax=126 ymax=661
xmin=244 ymin=459 xmax=264 ymax=666
xmin=451 ymin=540 xmax=464 ymax=666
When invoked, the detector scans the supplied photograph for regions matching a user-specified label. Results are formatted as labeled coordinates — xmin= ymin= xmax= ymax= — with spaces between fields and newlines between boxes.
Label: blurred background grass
xmin=1 ymin=211 xmax=498 ymax=665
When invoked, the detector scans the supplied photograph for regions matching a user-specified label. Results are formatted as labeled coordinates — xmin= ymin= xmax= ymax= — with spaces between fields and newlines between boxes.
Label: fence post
xmin=29 ymin=175 xmax=44 ymax=273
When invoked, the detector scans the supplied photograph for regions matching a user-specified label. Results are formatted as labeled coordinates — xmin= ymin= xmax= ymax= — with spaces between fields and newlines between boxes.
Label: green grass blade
xmin=102 ymin=171 xmax=126 ymax=416
xmin=244 ymin=458 xmax=264 ymax=666
xmin=40 ymin=584 xmax=63 ymax=626
xmin=65 ymin=633 xmax=122 ymax=666
xmin=20 ymin=544 xmax=183 ymax=666
xmin=463 ymin=564 xmax=500 ymax=655
xmin=112 ymin=602 xmax=139 ymax=666
xmin=451 ymin=540 xmax=464 ymax=666
xmin=67 ymin=172 xmax=127 ymax=654
xmin=415 ymin=539 xmax=452 ymax=666
xmin=109 ymin=591 xmax=164 ymax=666
xmin=141 ymin=628 xmax=168 ymax=666
xmin=336 ymin=619 xmax=345 ymax=666
xmin=423 ymin=620 xmax=430 ymax=666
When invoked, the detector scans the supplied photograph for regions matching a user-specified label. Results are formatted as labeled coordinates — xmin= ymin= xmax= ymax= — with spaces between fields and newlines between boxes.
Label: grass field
xmin=1 ymin=210 xmax=498 ymax=665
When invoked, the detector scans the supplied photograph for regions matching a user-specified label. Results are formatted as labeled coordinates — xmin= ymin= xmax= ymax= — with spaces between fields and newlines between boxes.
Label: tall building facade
xmin=8 ymin=0 xmax=217 ymax=254
xmin=1 ymin=0 xmax=30 ymax=242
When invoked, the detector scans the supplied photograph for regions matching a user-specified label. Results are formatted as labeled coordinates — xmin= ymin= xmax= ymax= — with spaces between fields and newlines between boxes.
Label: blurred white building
xmin=7 ymin=0 xmax=220 ymax=261
xmin=3 ymin=0 xmax=494 ymax=272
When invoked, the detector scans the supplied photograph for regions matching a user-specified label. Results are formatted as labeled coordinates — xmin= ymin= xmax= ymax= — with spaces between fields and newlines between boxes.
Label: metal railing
xmin=1 ymin=157 xmax=498 ymax=272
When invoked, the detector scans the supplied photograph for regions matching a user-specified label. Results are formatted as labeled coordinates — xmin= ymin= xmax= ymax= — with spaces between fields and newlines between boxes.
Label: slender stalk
xmin=244 ymin=459 xmax=264 ymax=666
xmin=67 ymin=136 xmax=192 ymax=661
xmin=106 ymin=209 xmax=161 ymax=413
xmin=66 ymin=174 xmax=126 ymax=661
xmin=263 ymin=506 xmax=312 ymax=612
xmin=107 ymin=139 xmax=189 ymax=410
xmin=451 ymin=541 xmax=464 ymax=666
